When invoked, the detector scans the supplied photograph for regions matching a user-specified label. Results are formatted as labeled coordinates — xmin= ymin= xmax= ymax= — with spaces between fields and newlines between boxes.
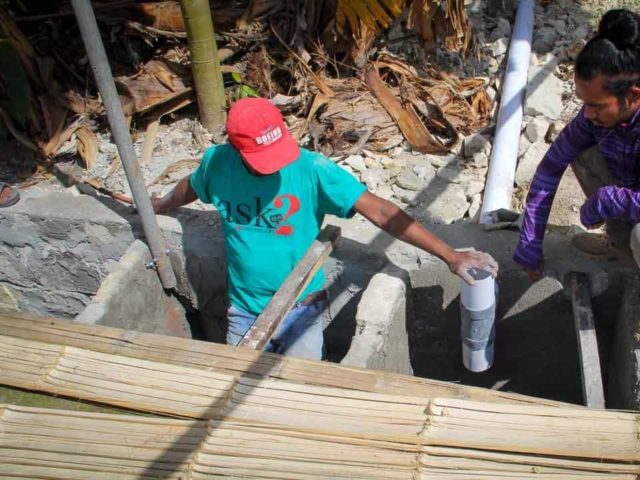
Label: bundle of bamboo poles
xmin=0 ymin=312 xmax=565 ymax=407
xmin=0 ymin=330 xmax=638 ymax=478
xmin=0 ymin=404 xmax=637 ymax=479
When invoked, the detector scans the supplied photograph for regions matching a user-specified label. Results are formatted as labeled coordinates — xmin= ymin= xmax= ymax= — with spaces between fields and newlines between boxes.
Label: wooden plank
xmin=139 ymin=118 xmax=160 ymax=166
xmin=569 ymin=273 xmax=606 ymax=409
xmin=0 ymin=311 xmax=573 ymax=407
xmin=238 ymin=225 xmax=341 ymax=350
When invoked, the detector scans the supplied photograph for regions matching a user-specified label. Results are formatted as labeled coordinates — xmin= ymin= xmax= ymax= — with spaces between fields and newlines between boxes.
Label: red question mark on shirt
xmin=274 ymin=194 xmax=300 ymax=236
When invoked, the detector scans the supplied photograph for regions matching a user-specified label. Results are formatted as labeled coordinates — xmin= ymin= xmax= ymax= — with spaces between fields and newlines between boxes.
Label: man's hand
xmin=447 ymin=250 xmax=499 ymax=286
xmin=524 ymin=256 xmax=545 ymax=282
xmin=150 ymin=192 xmax=163 ymax=214
xmin=150 ymin=175 xmax=198 ymax=214
xmin=586 ymin=222 xmax=604 ymax=230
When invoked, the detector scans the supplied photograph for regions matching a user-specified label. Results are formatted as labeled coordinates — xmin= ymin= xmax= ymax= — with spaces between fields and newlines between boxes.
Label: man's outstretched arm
xmin=151 ymin=175 xmax=199 ymax=214
xmin=353 ymin=191 xmax=499 ymax=285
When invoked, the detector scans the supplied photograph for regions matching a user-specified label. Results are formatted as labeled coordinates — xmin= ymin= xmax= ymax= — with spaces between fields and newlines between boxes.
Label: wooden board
xmin=570 ymin=273 xmax=606 ymax=409
xmin=239 ymin=225 xmax=340 ymax=350
xmin=0 ymin=312 xmax=571 ymax=407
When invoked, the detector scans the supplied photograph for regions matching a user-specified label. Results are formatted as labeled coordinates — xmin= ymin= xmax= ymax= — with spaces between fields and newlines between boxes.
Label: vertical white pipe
xmin=480 ymin=0 xmax=534 ymax=224
xmin=460 ymin=269 xmax=496 ymax=372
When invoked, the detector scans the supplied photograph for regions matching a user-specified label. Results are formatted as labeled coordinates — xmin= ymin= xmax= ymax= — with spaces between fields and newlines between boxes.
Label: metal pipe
xmin=480 ymin=0 xmax=534 ymax=224
xmin=70 ymin=0 xmax=177 ymax=289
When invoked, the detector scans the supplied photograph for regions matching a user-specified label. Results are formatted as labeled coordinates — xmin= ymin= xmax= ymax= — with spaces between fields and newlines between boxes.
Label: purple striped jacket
xmin=514 ymin=106 xmax=640 ymax=270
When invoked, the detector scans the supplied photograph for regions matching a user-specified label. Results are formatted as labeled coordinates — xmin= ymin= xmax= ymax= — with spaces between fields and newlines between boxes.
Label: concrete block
xmin=341 ymin=271 xmax=412 ymax=375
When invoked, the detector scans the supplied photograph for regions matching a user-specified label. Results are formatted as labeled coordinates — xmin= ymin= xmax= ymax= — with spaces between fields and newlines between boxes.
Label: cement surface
xmin=330 ymin=216 xmax=634 ymax=405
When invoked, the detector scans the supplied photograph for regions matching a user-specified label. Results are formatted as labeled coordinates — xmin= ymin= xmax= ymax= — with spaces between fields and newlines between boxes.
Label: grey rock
xmin=420 ymin=181 xmax=470 ymax=224
xmin=465 ymin=180 xmax=485 ymax=198
xmin=498 ymin=17 xmax=512 ymax=37
xmin=395 ymin=170 xmax=424 ymax=191
xmin=546 ymin=120 xmax=566 ymax=143
xmin=413 ymin=164 xmax=436 ymax=180
xmin=537 ymin=53 xmax=560 ymax=72
xmin=519 ymin=135 xmax=532 ymax=157
xmin=524 ymin=66 xmax=564 ymax=120
xmin=533 ymin=27 xmax=557 ymax=54
xmin=573 ymin=25 xmax=590 ymax=41
xmin=464 ymin=134 xmax=490 ymax=157
xmin=339 ymin=164 xmax=360 ymax=181
xmin=361 ymin=168 xmax=390 ymax=190
xmin=437 ymin=166 xmax=475 ymax=184
xmin=392 ymin=185 xmax=420 ymax=205
xmin=486 ymin=56 xmax=500 ymax=75
xmin=386 ymin=156 xmax=407 ymax=169
xmin=486 ymin=86 xmax=498 ymax=104
xmin=375 ymin=184 xmax=394 ymax=201
xmin=515 ymin=142 xmax=549 ymax=186
xmin=548 ymin=19 xmax=566 ymax=36
xmin=364 ymin=156 xmax=382 ymax=169
xmin=489 ymin=37 xmax=509 ymax=56
xmin=472 ymin=151 xmax=489 ymax=168
xmin=426 ymin=153 xmax=457 ymax=169
xmin=525 ymin=117 xmax=551 ymax=143
xmin=468 ymin=193 xmax=483 ymax=222
xmin=344 ymin=154 xmax=367 ymax=172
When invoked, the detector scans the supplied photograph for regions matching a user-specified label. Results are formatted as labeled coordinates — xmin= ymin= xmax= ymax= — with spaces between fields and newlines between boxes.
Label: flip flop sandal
xmin=0 ymin=182 xmax=20 ymax=208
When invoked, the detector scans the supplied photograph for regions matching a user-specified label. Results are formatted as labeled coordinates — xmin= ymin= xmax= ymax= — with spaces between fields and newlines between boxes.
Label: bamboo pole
xmin=0 ymin=312 xmax=570 ymax=408
xmin=180 ymin=0 xmax=226 ymax=133
xmin=0 ymin=334 xmax=638 ymax=467
xmin=0 ymin=404 xmax=636 ymax=479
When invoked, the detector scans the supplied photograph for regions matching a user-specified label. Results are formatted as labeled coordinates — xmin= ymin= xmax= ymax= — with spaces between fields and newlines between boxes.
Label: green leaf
xmin=0 ymin=39 xmax=30 ymax=127
xmin=241 ymin=85 xmax=259 ymax=98
xmin=231 ymin=72 xmax=242 ymax=84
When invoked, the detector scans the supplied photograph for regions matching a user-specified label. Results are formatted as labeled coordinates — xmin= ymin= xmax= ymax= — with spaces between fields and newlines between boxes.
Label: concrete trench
xmin=1 ymin=190 xmax=639 ymax=409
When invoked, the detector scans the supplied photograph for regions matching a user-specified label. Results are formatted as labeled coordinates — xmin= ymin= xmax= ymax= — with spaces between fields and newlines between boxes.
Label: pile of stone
xmin=334 ymin=0 xmax=593 ymax=225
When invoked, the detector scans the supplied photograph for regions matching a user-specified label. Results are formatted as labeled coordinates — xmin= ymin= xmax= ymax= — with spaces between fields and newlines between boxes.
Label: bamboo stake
xmin=0 ymin=312 xmax=570 ymax=408
xmin=0 ymin=335 xmax=638 ymax=466
xmin=180 ymin=0 xmax=226 ymax=133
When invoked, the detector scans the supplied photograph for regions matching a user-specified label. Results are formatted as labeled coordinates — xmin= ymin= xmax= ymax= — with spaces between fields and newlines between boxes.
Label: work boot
xmin=571 ymin=232 xmax=630 ymax=261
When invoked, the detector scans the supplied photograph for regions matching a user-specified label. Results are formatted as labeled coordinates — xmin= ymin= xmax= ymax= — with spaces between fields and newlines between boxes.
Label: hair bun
xmin=598 ymin=9 xmax=640 ymax=49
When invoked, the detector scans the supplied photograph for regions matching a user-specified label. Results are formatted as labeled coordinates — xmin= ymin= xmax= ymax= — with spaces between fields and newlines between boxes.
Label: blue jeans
xmin=226 ymin=301 xmax=325 ymax=360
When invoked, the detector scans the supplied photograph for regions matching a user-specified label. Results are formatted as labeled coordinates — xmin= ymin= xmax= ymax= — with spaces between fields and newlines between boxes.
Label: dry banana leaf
xmin=76 ymin=125 xmax=98 ymax=171
xmin=364 ymin=61 xmax=455 ymax=153
xmin=408 ymin=0 xmax=476 ymax=57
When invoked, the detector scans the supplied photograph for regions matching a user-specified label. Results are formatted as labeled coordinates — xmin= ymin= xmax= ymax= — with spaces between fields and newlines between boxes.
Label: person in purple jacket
xmin=515 ymin=9 xmax=640 ymax=280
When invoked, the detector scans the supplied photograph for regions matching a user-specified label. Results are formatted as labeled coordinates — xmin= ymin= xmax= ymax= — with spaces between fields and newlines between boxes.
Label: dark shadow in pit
xmin=408 ymin=267 xmax=629 ymax=405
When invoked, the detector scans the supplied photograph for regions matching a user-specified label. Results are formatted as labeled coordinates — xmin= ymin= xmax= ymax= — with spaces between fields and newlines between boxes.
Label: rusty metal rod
xmin=70 ymin=0 xmax=177 ymax=289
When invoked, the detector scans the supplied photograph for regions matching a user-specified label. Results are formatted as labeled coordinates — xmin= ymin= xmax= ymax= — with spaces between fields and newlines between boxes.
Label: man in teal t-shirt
xmin=153 ymin=98 xmax=498 ymax=360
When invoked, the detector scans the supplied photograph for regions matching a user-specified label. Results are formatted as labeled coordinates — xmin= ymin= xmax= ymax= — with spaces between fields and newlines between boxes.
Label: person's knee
xmin=278 ymin=304 xmax=324 ymax=360
xmin=631 ymin=224 xmax=640 ymax=268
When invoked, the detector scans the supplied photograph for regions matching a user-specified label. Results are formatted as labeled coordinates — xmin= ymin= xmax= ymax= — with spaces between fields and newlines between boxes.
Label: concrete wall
xmin=0 ymin=192 xmax=135 ymax=318
xmin=0 ymin=190 xmax=227 ymax=324
xmin=76 ymin=240 xmax=190 ymax=338
xmin=607 ymin=274 xmax=640 ymax=410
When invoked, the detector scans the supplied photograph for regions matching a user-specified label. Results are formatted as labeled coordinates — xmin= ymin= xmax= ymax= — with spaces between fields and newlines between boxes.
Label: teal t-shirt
xmin=190 ymin=144 xmax=367 ymax=315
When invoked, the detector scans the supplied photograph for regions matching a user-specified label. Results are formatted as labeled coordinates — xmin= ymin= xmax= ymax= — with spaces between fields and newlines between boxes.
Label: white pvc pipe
xmin=480 ymin=0 xmax=534 ymax=224
xmin=460 ymin=269 xmax=496 ymax=372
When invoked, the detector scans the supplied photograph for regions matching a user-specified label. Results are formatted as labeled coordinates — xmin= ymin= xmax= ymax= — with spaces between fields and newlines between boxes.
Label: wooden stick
xmin=569 ymin=272 xmax=605 ymax=409
xmin=238 ymin=226 xmax=340 ymax=350
xmin=139 ymin=118 xmax=160 ymax=166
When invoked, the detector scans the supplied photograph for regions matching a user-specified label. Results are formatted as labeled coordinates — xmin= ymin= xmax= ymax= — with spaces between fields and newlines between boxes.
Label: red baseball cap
xmin=226 ymin=98 xmax=301 ymax=174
